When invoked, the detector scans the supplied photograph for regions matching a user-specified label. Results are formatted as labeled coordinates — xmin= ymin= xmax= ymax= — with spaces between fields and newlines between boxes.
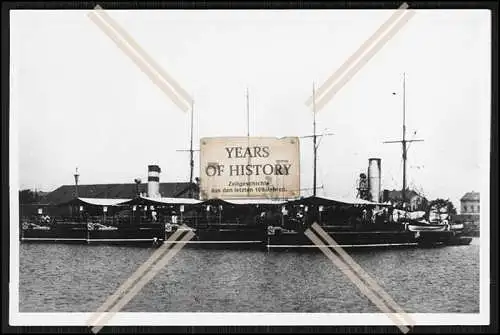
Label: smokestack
xmin=73 ymin=167 xmax=80 ymax=198
xmin=147 ymin=165 xmax=161 ymax=198
xmin=368 ymin=158 xmax=381 ymax=203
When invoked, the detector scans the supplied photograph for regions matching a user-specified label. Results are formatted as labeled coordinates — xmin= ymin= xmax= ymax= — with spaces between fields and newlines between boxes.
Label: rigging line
xmin=318 ymin=162 xmax=328 ymax=197
xmin=388 ymin=158 xmax=404 ymax=190
xmin=406 ymin=130 xmax=420 ymax=151
xmin=315 ymin=147 xmax=326 ymax=189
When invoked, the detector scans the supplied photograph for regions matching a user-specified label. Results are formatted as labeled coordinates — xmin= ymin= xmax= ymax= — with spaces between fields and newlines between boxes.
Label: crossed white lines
xmin=305 ymin=223 xmax=414 ymax=333
xmin=88 ymin=226 xmax=195 ymax=333
xmin=305 ymin=3 xmax=415 ymax=113
xmin=88 ymin=5 xmax=193 ymax=112
xmin=86 ymin=4 xmax=416 ymax=333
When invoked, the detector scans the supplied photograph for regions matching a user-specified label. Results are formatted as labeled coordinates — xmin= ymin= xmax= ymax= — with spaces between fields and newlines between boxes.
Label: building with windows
xmin=460 ymin=191 xmax=480 ymax=214
xmin=453 ymin=191 xmax=480 ymax=236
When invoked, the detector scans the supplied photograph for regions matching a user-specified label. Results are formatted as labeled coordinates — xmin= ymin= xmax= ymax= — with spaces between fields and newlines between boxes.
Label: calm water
xmin=19 ymin=239 xmax=480 ymax=313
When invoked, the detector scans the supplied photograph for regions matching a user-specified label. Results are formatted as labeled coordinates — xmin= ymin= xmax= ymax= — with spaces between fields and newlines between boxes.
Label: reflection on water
xmin=19 ymin=239 xmax=479 ymax=313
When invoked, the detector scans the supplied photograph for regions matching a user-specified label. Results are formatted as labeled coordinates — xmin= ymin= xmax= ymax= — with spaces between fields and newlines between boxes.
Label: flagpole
xmin=246 ymin=87 xmax=250 ymax=197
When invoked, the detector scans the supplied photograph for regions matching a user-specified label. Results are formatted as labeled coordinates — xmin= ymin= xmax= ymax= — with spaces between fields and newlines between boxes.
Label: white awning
xmin=316 ymin=196 xmax=389 ymax=206
xmin=77 ymin=198 xmax=131 ymax=206
xmin=223 ymin=199 xmax=287 ymax=206
xmin=139 ymin=196 xmax=202 ymax=205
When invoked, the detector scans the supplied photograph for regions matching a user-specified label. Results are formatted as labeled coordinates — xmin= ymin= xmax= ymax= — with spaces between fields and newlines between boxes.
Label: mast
xmin=299 ymin=83 xmax=334 ymax=197
xmin=189 ymin=99 xmax=194 ymax=186
xmin=176 ymin=99 xmax=199 ymax=198
xmin=313 ymin=82 xmax=317 ymax=197
xmin=402 ymin=72 xmax=407 ymax=204
xmin=246 ymin=87 xmax=250 ymax=137
xmin=246 ymin=87 xmax=251 ymax=197
xmin=384 ymin=72 xmax=423 ymax=207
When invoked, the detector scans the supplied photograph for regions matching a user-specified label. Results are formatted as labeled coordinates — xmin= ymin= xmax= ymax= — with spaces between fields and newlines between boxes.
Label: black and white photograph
xmin=6 ymin=2 xmax=493 ymax=331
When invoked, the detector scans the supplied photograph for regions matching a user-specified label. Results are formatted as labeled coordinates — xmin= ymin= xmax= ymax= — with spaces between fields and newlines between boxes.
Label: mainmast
xmin=176 ymin=99 xmax=199 ymax=198
xmin=313 ymin=83 xmax=317 ymax=197
xmin=189 ymin=99 xmax=194 ymax=187
xmin=402 ymin=72 xmax=407 ymax=203
xmin=246 ymin=87 xmax=251 ymax=198
xmin=384 ymin=73 xmax=423 ymax=206
xmin=300 ymin=82 xmax=334 ymax=198
xmin=246 ymin=87 xmax=250 ymax=138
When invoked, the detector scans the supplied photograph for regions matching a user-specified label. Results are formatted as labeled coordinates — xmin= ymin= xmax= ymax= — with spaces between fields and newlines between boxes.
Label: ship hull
xmin=166 ymin=223 xmax=463 ymax=250
xmin=20 ymin=221 xmax=470 ymax=249
xmin=21 ymin=222 xmax=166 ymax=247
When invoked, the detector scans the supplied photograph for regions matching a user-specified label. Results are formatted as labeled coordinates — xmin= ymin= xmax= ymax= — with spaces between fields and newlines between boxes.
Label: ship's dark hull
xmin=165 ymin=223 xmax=466 ymax=250
xmin=21 ymin=223 xmax=165 ymax=247
xmin=20 ymin=221 xmax=470 ymax=249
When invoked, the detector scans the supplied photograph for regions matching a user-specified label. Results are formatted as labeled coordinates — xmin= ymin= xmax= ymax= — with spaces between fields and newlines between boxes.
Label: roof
xmin=42 ymin=182 xmax=198 ymax=206
xmin=201 ymin=198 xmax=287 ymax=207
xmin=384 ymin=189 xmax=423 ymax=201
xmin=460 ymin=191 xmax=480 ymax=202
xmin=121 ymin=196 xmax=202 ymax=206
xmin=57 ymin=197 xmax=131 ymax=207
xmin=224 ymin=199 xmax=287 ymax=206
xmin=288 ymin=196 xmax=389 ymax=207
xmin=331 ymin=196 xmax=389 ymax=206
xmin=120 ymin=196 xmax=384 ymax=208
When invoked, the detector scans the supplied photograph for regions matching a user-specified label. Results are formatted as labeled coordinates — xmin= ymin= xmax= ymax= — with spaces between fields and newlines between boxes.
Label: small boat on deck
xmin=407 ymin=222 xmax=447 ymax=232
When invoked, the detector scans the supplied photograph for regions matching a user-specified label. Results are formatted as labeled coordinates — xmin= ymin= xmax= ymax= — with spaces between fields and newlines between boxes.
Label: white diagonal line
xmin=305 ymin=3 xmax=415 ymax=113
xmin=305 ymin=228 xmax=410 ymax=333
xmin=86 ymin=226 xmax=188 ymax=326
xmin=305 ymin=3 xmax=409 ymax=107
xmin=92 ymin=5 xmax=192 ymax=104
xmin=87 ymin=228 xmax=194 ymax=333
xmin=88 ymin=6 xmax=192 ymax=112
xmin=91 ymin=231 xmax=195 ymax=333
xmin=88 ymin=227 xmax=190 ymax=324
xmin=313 ymin=10 xmax=415 ymax=113
xmin=311 ymin=222 xmax=415 ymax=327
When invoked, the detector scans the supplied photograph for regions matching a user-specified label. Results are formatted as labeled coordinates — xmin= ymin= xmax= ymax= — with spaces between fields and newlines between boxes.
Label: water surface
xmin=19 ymin=239 xmax=480 ymax=313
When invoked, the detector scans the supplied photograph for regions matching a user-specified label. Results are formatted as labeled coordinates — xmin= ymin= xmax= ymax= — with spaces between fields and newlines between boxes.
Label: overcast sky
xmin=10 ymin=9 xmax=490 ymax=208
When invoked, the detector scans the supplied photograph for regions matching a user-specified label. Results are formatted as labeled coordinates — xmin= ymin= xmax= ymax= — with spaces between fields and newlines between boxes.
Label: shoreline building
xmin=453 ymin=191 xmax=480 ymax=236
xmin=382 ymin=189 xmax=428 ymax=211
xmin=19 ymin=164 xmax=199 ymax=218
xmin=460 ymin=191 xmax=480 ymax=215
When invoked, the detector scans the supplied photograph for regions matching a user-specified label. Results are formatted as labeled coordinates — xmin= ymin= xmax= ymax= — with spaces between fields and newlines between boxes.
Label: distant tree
xmin=19 ymin=189 xmax=39 ymax=204
xmin=427 ymin=198 xmax=457 ymax=215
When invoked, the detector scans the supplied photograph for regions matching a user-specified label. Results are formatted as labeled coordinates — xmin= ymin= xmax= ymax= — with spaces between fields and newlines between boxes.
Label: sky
xmin=10 ymin=9 xmax=491 ymax=209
